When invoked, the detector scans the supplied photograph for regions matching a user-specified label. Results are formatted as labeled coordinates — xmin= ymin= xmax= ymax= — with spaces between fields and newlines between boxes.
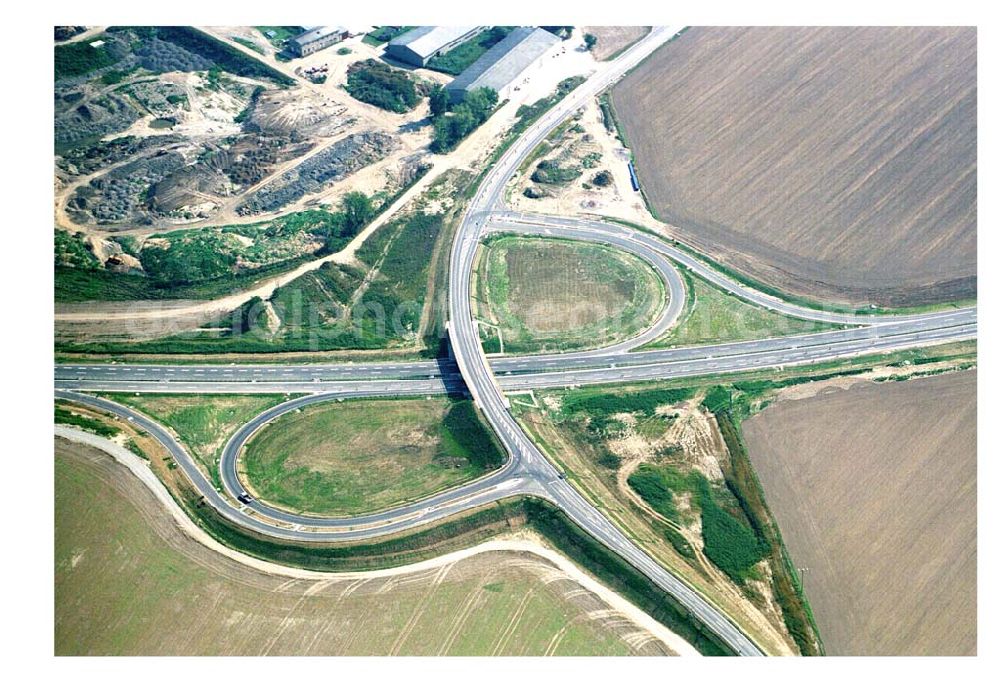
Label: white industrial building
xmin=288 ymin=26 xmax=350 ymax=57
xmin=445 ymin=27 xmax=561 ymax=102
xmin=385 ymin=26 xmax=485 ymax=67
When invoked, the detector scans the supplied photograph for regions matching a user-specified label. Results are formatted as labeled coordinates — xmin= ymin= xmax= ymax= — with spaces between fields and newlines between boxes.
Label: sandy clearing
xmin=54 ymin=426 xmax=698 ymax=656
xmin=583 ymin=27 xmax=652 ymax=61
xmin=56 ymin=36 xmax=599 ymax=326
xmin=507 ymin=96 xmax=656 ymax=228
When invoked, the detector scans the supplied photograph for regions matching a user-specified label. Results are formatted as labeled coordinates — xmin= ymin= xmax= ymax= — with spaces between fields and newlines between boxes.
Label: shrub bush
xmin=345 ymin=59 xmax=420 ymax=113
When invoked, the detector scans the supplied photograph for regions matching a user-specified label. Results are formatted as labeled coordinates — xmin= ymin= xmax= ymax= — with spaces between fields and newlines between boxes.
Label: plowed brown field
xmin=742 ymin=370 xmax=976 ymax=655
xmin=612 ymin=27 xmax=976 ymax=306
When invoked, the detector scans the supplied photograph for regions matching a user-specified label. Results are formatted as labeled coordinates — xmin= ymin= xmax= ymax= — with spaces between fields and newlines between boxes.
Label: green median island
xmin=241 ymin=397 xmax=505 ymax=516
xmin=646 ymin=272 xmax=841 ymax=349
xmin=475 ymin=236 xmax=665 ymax=354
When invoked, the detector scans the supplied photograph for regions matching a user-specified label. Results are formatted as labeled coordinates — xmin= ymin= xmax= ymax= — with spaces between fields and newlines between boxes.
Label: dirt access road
xmin=56 ymin=29 xmax=600 ymax=327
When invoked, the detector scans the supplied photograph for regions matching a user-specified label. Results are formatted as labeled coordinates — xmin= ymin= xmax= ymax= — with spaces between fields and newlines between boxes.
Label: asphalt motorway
xmin=55 ymin=318 xmax=977 ymax=394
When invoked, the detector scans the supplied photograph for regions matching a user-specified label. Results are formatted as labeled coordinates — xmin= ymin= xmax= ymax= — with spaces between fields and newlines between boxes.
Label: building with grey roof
xmin=445 ymin=27 xmax=561 ymax=103
xmin=289 ymin=26 xmax=349 ymax=57
xmin=385 ymin=26 xmax=485 ymax=67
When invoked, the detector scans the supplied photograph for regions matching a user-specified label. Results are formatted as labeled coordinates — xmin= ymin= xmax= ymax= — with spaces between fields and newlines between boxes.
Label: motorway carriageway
xmin=55 ymin=309 xmax=976 ymax=392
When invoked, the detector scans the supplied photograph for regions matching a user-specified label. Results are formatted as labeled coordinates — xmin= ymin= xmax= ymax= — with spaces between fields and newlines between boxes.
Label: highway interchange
xmin=54 ymin=26 xmax=976 ymax=657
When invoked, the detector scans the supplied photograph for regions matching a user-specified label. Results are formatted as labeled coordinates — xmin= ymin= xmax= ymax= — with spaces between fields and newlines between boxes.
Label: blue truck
xmin=627 ymin=161 xmax=640 ymax=192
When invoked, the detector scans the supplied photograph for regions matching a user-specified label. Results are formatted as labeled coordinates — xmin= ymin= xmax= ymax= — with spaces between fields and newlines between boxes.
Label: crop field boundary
xmin=713 ymin=410 xmax=824 ymax=655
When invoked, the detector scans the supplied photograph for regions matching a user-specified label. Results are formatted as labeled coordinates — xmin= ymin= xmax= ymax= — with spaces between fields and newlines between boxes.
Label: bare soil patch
xmin=583 ymin=27 xmax=651 ymax=61
xmin=742 ymin=370 xmax=976 ymax=654
xmin=612 ymin=27 xmax=976 ymax=306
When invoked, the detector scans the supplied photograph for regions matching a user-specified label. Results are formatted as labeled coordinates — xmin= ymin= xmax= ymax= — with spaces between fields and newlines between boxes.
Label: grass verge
xmin=241 ymin=396 xmax=505 ymax=516
xmin=713 ymin=410 xmax=823 ymax=655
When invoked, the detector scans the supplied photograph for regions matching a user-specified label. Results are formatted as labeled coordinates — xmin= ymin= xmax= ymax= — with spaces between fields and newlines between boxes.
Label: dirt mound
xmin=247 ymin=87 xmax=351 ymax=137
xmin=237 ymin=131 xmax=398 ymax=216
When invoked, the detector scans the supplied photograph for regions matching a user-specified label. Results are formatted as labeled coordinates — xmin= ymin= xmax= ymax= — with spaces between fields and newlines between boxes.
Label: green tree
xmin=450 ymin=105 xmax=477 ymax=138
xmin=429 ymin=87 xmax=498 ymax=153
xmin=341 ymin=191 xmax=374 ymax=234
xmin=428 ymin=84 xmax=450 ymax=117
xmin=431 ymin=115 xmax=455 ymax=152
xmin=464 ymin=87 xmax=498 ymax=122
xmin=584 ymin=33 xmax=598 ymax=51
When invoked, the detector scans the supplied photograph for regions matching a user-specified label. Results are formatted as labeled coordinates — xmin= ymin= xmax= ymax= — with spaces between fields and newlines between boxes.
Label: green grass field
xmin=105 ymin=393 xmax=286 ymax=487
xmin=648 ymin=272 xmax=840 ymax=349
xmin=242 ymin=397 xmax=505 ymax=516
xmin=54 ymin=441 xmax=656 ymax=656
xmin=476 ymin=236 xmax=664 ymax=353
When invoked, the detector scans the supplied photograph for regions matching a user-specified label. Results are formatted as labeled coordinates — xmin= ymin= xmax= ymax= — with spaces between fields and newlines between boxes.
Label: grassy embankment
xmin=57 ymin=169 xmax=452 ymax=357
xmin=55 ymin=404 xmax=120 ymax=438
xmin=474 ymin=236 xmax=664 ymax=354
xmin=647 ymin=270 xmax=841 ymax=349
xmin=514 ymin=338 xmax=976 ymax=655
xmin=242 ymin=397 xmax=506 ymax=516
xmin=56 ymin=169 xmax=426 ymax=305
xmin=599 ymin=214 xmax=976 ymax=317
xmin=102 ymin=393 xmax=286 ymax=489
xmin=522 ymin=381 xmax=808 ymax=652
xmin=143 ymin=26 xmax=294 ymax=86
xmin=543 ymin=384 xmax=772 ymax=588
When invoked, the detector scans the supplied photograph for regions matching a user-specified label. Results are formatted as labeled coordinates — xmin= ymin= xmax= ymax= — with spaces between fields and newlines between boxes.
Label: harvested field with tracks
xmin=612 ymin=27 xmax=976 ymax=307
xmin=742 ymin=370 xmax=977 ymax=655
xmin=54 ymin=438 xmax=673 ymax=656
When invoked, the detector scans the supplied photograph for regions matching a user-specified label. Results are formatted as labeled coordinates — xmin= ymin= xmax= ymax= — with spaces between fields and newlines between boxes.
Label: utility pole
xmin=797 ymin=566 xmax=810 ymax=589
